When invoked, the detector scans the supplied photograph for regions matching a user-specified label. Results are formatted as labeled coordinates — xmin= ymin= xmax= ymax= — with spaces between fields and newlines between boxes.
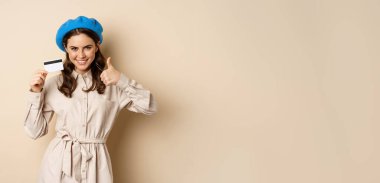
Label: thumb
xmin=106 ymin=57 xmax=113 ymax=68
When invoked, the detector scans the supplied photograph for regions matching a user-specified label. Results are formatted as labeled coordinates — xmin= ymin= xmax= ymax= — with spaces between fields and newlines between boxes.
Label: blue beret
xmin=56 ymin=16 xmax=103 ymax=51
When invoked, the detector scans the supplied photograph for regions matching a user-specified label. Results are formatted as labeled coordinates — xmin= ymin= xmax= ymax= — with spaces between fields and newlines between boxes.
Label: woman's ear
xmin=96 ymin=42 xmax=100 ymax=52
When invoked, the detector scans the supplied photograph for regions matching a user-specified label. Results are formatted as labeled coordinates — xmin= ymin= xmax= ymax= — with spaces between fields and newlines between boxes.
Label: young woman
xmin=25 ymin=16 xmax=156 ymax=183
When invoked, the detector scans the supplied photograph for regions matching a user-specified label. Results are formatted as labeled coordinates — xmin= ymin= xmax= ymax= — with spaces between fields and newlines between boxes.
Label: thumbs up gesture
xmin=100 ymin=57 xmax=121 ymax=86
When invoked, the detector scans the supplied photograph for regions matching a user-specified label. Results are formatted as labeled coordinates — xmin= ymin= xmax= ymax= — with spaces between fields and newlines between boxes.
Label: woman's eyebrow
xmin=69 ymin=45 xmax=93 ymax=48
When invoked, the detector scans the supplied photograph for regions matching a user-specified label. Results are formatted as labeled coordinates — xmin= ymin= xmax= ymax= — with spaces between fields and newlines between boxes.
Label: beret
xmin=56 ymin=16 xmax=103 ymax=51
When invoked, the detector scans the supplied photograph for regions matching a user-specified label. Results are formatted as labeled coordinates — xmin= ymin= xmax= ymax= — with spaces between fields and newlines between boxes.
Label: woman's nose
xmin=78 ymin=50 xmax=85 ymax=58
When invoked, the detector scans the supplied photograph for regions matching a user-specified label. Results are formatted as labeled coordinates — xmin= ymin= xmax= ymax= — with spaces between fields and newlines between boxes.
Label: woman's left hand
xmin=100 ymin=57 xmax=121 ymax=86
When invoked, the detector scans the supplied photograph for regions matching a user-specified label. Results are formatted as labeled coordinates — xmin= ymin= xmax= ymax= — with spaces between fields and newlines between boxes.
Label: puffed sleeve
xmin=116 ymin=74 xmax=157 ymax=115
xmin=23 ymin=89 xmax=54 ymax=140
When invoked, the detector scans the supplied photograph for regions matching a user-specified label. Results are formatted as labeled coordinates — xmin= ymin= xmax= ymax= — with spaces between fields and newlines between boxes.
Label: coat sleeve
xmin=23 ymin=89 xmax=54 ymax=140
xmin=116 ymin=74 xmax=157 ymax=115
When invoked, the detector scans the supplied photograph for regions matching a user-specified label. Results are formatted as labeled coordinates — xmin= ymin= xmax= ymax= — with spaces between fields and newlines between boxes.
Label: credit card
xmin=44 ymin=59 xmax=63 ymax=72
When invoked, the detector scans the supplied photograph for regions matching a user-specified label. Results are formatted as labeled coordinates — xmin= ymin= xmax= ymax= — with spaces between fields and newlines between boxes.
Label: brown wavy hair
xmin=58 ymin=28 xmax=106 ymax=98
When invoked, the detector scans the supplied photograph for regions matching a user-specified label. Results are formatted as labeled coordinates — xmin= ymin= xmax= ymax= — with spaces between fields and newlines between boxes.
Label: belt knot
xmin=56 ymin=130 xmax=106 ymax=182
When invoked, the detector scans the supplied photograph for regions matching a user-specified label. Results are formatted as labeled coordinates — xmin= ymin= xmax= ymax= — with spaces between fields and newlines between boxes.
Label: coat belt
xmin=56 ymin=131 xmax=106 ymax=182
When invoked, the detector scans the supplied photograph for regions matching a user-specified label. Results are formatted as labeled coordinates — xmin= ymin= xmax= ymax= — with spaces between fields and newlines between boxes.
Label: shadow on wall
xmin=107 ymin=98 xmax=166 ymax=183
xmin=107 ymin=112 xmax=144 ymax=183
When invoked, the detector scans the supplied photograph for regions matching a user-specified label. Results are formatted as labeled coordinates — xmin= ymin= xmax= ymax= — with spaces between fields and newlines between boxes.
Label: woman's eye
xmin=71 ymin=47 xmax=78 ymax=51
xmin=85 ymin=47 xmax=92 ymax=50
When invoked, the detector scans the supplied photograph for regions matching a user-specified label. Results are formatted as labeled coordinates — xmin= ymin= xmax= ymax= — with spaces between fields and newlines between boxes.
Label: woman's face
xmin=65 ymin=33 xmax=98 ymax=74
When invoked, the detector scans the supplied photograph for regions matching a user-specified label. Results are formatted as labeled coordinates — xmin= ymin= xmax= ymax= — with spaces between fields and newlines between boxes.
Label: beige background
xmin=0 ymin=0 xmax=380 ymax=182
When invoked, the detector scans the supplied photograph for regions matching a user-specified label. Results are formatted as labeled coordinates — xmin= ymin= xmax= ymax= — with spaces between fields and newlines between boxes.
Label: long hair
xmin=58 ymin=28 xmax=106 ymax=98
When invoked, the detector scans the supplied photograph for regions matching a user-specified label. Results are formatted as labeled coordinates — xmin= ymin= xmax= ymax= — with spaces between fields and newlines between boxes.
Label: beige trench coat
xmin=24 ymin=70 xmax=156 ymax=183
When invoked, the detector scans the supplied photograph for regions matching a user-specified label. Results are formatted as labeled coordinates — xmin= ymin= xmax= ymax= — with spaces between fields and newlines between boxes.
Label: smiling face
xmin=65 ymin=33 xmax=99 ymax=74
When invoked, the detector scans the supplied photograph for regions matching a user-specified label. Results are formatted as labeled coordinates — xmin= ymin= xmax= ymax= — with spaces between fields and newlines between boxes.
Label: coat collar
xmin=72 ymin=69 xmax=93 ymax=80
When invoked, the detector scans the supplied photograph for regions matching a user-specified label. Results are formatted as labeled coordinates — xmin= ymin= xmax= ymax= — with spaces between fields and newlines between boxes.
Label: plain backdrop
xmin=1 ymin=0 xmax=380 ymax=182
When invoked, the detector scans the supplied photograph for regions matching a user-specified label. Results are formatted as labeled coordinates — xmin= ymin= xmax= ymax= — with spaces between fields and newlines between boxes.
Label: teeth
xmin=77 ymin=60 xmax=86 ymax=65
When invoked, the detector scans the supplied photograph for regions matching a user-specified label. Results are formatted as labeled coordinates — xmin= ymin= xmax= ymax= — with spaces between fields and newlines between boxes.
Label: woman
xmin=25 ymin=16 xmax=156 ymax=183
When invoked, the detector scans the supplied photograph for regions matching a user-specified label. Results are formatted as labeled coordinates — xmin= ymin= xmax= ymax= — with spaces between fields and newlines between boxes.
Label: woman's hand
xmin=100 ymin=57 xmax=121 ymax=86
xmin=30 ymin=69 xmax=48 ymax=93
